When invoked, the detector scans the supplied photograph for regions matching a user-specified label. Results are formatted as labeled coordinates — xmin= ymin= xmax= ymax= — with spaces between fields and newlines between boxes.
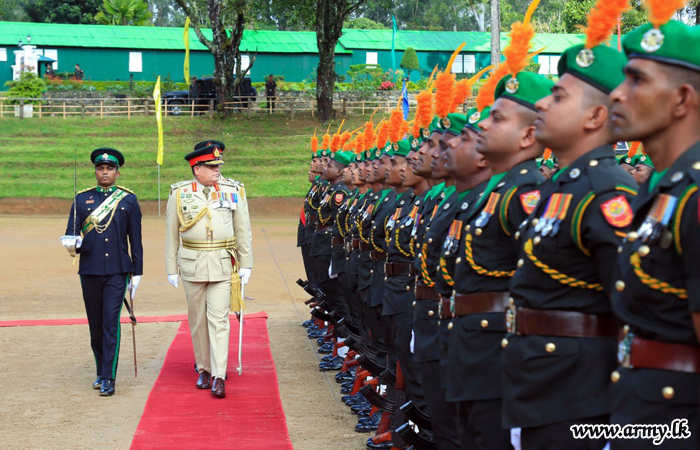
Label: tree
xmin=344 ymin=17 xmax=387 ymax=29
xmin=95 ymin=0 xmax=153 ymax=26
xmin=24 ymin=0 xmax=101 ymax=24
xmin=175 ymin=0 xmax=253 ymax=117
xmin=562 ymin=0 xmax=646 ymax=34
xmin=0 ymin=0 xmax=30 ymax=21
xmin=490 ymin=0 xmax=500 ymax=66
xmin=400 ymin=47 xmax=419 ymax=78
xmin=149 ymin=0 xmax=186 ymax=27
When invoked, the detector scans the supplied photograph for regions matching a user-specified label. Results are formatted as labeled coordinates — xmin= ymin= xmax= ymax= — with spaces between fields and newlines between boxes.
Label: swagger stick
xmin=236 ymin=285 xmax=244 ymax=376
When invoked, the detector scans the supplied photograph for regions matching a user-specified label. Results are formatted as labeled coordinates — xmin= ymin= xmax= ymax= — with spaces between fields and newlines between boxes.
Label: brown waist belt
xmin=370 ymin=250 xmax=387 ymax=261
xmin=439 ymin=296 xmax=452 ymax=320
xmin=316 ymin=223 xmax=333 ymax=232
xmin=359 ymin=242 xmax=372 ymax=252
xmin=331 ymin=236 xmax=344 ymax=246
xmin=352 ymin=238 xmax=360 ymax=250
xmin=619 ymin=334 xmax=700 ymax=374
xmin=415 ymin=283 xmax=439 ymax=301
xmin=508 ymin=306 xmax=619 ymax=338
xmin=385 ymin=261 xmax=414 ymax=277
xmin=307 ymin=214 xmax=317 ymax=223
xmin=453 ymin=292 xmax=510 ymax=317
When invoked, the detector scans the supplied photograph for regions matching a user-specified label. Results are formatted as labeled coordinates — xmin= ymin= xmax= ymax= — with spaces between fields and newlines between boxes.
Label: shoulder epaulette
xmin=116 ymin=185 xmax=135 ymax=195
xmin=585 ymin=159 xmax=634 ymax=195
xmin=77 ymin=187 xmax=94 ymax=194
xmin=514 ymin=165 xmax=541 ymax=187
xmin=218 ymin=178 xmax=243 ymax=188
xmin=170 ymin=180 xmax=191 ymax=192
xmin=686 ymin=161 xmax=700 ymax=187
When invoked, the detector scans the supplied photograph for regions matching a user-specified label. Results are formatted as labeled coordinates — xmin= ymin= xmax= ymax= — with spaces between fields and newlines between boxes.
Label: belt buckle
xmin=438 ymin=297 xmax=444 ymax=318
xmin=449 ymin=292 xmax=456 ymax=317
xmin=505 ymin=303 xmax=517 ymax=334
xmin=618 ymin=331 xmax=634 ymax=368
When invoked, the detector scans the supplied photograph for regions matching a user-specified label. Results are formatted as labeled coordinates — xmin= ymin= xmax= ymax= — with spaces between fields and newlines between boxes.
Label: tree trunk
xmin=490 ymin=0 xmax=500 ymax=66
xmin=316 ymin=41 xmax=336 ymax=122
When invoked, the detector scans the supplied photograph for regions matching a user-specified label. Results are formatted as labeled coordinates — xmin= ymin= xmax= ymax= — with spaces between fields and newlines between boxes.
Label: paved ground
xmin=0 ymin=212 xmax=367 ymax=450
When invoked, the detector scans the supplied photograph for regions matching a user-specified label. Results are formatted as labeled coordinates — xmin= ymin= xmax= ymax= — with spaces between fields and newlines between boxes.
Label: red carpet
xmin=0 ymin=314 xmax=188 ymax=327
xmin=130 ymin=311 xmax=293 ymax=449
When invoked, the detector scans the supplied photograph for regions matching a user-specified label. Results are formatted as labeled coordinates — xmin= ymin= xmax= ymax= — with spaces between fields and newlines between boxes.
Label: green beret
xmin=465 ymin=107 xmax=491 ymax=133
xmin=636 ymin=154 xmax=654 ymax=169
xmin=91 ymin=147 xmax=124 ymax=167
xmin=392 ymin=139 xmax=412 ymax=158
xmin=623 ymin=21 xmax=700 ymax=73
xmin=538 ymin=158 xmax=555 ymax=170
xmin=558 ymin=44 xmax=628 ymax=94
xmin=409 ymin=135 xmax=422 ymax=152
xmin=428 ymin=116 xmax=443 ymax=134
xmin=440 ymin=113 xmax=468 ymax=136
xmin=618 ymin=155 xmax=634 ymax=166
xmin=331 ymin=150 xmax=354 ymax=167
xmin=495 ymin=72 xmax=555 ymax=111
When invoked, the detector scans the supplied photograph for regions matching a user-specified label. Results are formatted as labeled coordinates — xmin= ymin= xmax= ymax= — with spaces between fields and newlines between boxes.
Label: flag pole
xmin=158 ymin=164 xmax=161 ymax=217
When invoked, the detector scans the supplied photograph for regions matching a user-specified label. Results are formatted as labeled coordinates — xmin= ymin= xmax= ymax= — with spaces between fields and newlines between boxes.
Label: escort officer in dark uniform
xmin=447 ymin=71 xmax=551 ymax=448
xmin=299 ymin=150 xmax=323 ymax=286
xmin=608 ymin=12 xmax=700 ymax=449
xmin=305 ymin=150 xmax=327 ymax=287
xmin=501 ymin=16 xmax=638 ymax=446
xmin=62 ymin=148 xmax=143 ymax=397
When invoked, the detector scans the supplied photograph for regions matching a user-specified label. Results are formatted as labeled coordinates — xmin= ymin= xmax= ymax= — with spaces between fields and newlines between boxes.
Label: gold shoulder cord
xmin=92 ymin=202 xmax=120 ymax=234
xmin=176 ymin=187 xmax=211 ymax=232
xmin=523 ymin=238 xmax=603 ymax=290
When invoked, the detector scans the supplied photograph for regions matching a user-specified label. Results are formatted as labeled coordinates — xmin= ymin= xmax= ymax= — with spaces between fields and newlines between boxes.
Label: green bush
xmin=5 ymin=71 xmax=46 ymax=104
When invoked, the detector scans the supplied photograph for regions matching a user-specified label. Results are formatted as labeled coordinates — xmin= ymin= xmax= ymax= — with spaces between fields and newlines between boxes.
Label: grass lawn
xmin=0 ymin=113 xmax=374 ymax=200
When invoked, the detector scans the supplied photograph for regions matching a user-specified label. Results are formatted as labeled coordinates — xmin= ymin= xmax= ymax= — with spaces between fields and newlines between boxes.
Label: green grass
xmin=0 ymin=113 xmax=373 ymax=200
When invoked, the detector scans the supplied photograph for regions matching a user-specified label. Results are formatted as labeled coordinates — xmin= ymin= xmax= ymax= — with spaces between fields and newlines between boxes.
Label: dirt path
xmin=0 ymin=214 xmax=367 ymax=450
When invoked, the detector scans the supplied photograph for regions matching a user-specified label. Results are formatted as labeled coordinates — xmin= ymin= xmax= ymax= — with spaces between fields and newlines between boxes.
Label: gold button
xmin=437 ymin=320 xmax=441 ymax=326
xmin=448 ymin=322 xmax=454 ymax=330
xmin=532 ymin=218 xmax=539 ymax=226
xmin=420 ymin=219 xmax=424 ymax=224
xmin=638 ymin=245 xmax=650 ymax=257
xmin=623 ymin=325 xmax=630 ymax=334
xmin=428 ymin=238 xmax=433 ymax=244
xmin=611 ymin=371 xmax=620 ymax=383
xmin=517 ymin=259 xmax=524 ymax=268
xmin=456 ymin=257 xmax=462 ymax=264
xmin=545 ymin=343 xmax=556 ymax=353
xmin=105 ymin=238 xmax=109 ymax=242
xmin=662 ymin=387 xmax=675 ymax=400
xmin=417 ymin=253 xmax=422 ymax=258
xmin=520 ymin=169 xmax=528 ymax=174
xmin=618 ymin=246 xmax=623 ymax=254
xmin=514 ymin=231 xmax=520 ymax=239
xmin=501 ymin=338 xmax=509 ymax=348
xmin=615 ymin=280 xmax=625 ymax=292
xmin=105 ymin=253 xmax=109 ymax=257
xmin=370 ymin=270 xmax=374 ymax=274
xmin=384 ymin=277 xmax=387 ymax=281
xmin=533 ymin=236 xmax=541 ymax=245
xmin=693 ymin=162 xmax=700 ymax=170
xmin=475 ymin=228 xmax=483 ymax=236
xmin=465 ymin=225 xmax=471 ymax=232
xmin=412 ymin=301 xmax=416 ymax=307
xmin=589 ymin=160 xmax=599 ymax=167
xmin=406 ymin=286 xmax=411 ymax=291
xmin=428 ymin=310 xmax=435 ymax=317
xmin=627 ymin=231 xmax=638 ymax=242
xmin=373 ymin=226 xmax=376 ymax=229
xmin=480 ymin=319 xmax=488 ymax=328
xmin=509 ymin=297 xmax=515 ymax=306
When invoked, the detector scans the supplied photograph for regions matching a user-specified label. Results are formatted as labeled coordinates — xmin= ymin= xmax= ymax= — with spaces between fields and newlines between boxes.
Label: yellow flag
xmin=183 ymin=17 xmax=191 ymax=82
xmin=153 ymin=76 xmax=165 ymax=165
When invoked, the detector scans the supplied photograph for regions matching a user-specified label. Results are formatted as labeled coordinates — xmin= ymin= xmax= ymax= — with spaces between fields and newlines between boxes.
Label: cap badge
xmin=505 ymin=76 xmax=519 ymax=95
xmin=422 ymin=129 xmax=431 ymax=139
xmin=469 ymin=111 xmax=481 ymax=124
xmin=213 ymin=148 xmax=221 ymax=158
xmin=641 ymin=28 xmax=664 ymax=53
xmin=575 ymin=48 xmax=595 ymax=68
xmin=411 ymin=138 xmax=419 ymax=149
xmin=375 ymin=149 xmax=381 ymax=157
xmin=102 ymin=153 xmax=109 ymax=160
xmin=441 ymin=117 xmax=451 ymax=129
xmin=393 ymin=143 xmax=399 ymax=151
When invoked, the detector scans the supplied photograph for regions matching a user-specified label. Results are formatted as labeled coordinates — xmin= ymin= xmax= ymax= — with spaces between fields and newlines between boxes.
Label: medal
xmin=474 ymin=193 xmax=500 ymax=228
xmin=537 ymin=193 xmax=573 ymax=238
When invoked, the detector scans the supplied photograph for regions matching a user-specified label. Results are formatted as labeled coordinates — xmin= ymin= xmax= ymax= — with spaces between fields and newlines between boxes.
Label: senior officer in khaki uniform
xmin=165 ymin=142 xmax=253 ymax=398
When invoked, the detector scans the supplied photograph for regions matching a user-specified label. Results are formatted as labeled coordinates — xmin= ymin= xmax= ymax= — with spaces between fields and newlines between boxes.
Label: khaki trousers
xmin=182 ymin=279 xmax=231 ymax=379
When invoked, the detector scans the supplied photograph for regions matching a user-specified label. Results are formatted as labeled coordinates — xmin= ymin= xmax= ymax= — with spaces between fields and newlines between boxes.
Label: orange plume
xmin=311 ymin=135 xmax=318 ymax=153
xmin=475 ymin=64 xmax=509 ymax=112
xmin=450 ymin=78 xmax=472 ymax=113
xmin=413 ymin=90 xmax=434 ymax=138
xmin=628 ymin=141 xmax=641 ymax=157
xmin=399 ymin=120 xmax=409 ymax=139
xmin=445 ymin=43 xmax=467 ymax=74
xmin=583 ymin=0 xmax=631 ymax=49
xmin=331 ymin=133 xmax=342 ymax=153
xmin=387 ymin=108 xmax=405 ymax=144
xmin=363 ymin=120 xmax=376 ymax=151
xmin=645 ymin=0 xmax=687 ymax=29
xmin=503 ymin=0 xmax=541 ymax=76
xmin=321 ymin=132 xmax=331 ymax=150
xmin=376 ymin=122 xmax=389 ymax=150
xmin=434 ymin=71 xmax=456 ymax=119
xmin=340 ymin=131 xmax=352 ymax=149
xmin=543 ymin=148 xmax=552 ymax=160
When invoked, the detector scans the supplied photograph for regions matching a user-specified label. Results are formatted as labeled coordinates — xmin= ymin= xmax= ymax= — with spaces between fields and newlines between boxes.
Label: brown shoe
xmin=211 ymin=378 xmax=226 ymax=398
xmin=196 ymin=371 xmax=212 ymax=389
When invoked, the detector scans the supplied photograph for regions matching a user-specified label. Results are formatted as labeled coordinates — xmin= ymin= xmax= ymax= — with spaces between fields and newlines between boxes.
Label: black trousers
xmin=458 ymin=399 xmax=512 ymax=450
xmin=360 ymin=288 xmax=388 ymax=366
xmin=300 ymin=243 xmax=314 ymax=284
xmin=522 ymin=415 xmax=608 ymax=450
xmin=417 ymin=360 xmax=460 ymax=450
xmin=80 ymin=274 xmax=127 ymax=380
xmin=387 ymin=310 xmax=426 ymax=410
xmin=311 ymin=253 xmax=349 ymax=320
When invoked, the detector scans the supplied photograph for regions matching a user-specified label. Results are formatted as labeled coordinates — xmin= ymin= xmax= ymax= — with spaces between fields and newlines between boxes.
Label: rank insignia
xmin=505 ymin=76 xmax=519 ymax=94
xmin=519 ymin=190 xmax=541 ymax=215
xmin=601 ymin=195 xmax=633 ymax=228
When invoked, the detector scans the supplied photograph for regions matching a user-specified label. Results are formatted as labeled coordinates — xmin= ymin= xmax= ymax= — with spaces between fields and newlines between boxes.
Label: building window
xmin=129 ymin=52 xmax=143 ymax=73
xmin=451 ymin=54 xmax=476 ymax=74
xmin=538 ymin=55 xmax=560 ymax=75
xmin=44 ymin=49 xmax=58 ymax=70
xmin=0 ymin=48 xmax=6 ymax=62
xmin=235 ymin=54 xmax=251 ymax=76
xmin=366 ymin=52 xmax=378 ymax=66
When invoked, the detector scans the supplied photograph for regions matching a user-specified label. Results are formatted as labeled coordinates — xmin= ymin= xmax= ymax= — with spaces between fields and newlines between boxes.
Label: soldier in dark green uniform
xmin=501 ymin=8 xmax=638 ymax=445
xmin=632 ymin=153 xmax=654 ymax=186
xmin=608 ymin=11 xmax=700 ymax=450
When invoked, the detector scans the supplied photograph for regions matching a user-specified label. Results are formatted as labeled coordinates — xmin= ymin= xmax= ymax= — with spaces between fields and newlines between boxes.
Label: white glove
xmin=167 ymin=274 xmax=179 ymax=288
xmin=238 ymin=268 xmax=252 ymax=286
xmin=75 ymin=236 xmax=83 ymax=248
xmin=510 ymin=428 xmax=522 ymax=450
xmin=328 ymin=262 xmax=338 ymax=279
xmin=128 ymin=275 xmax=141 ymax=299
xmin=60 ymin=235 xmax=82 ymax=248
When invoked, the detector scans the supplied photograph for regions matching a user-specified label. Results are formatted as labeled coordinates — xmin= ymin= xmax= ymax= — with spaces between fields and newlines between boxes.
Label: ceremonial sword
xmin=124 ymin=280 xmax=138 ymax=377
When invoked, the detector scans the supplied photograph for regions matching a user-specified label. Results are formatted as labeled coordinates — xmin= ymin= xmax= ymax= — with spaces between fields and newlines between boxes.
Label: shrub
xmin=5 ymin=71 xmax=46 ymax=104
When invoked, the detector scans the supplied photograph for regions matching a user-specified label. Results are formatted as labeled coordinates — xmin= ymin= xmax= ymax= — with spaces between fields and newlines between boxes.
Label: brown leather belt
xmin=316 ymin=223 xmax=333 ymax=232
xmin=415 ymin=283 xmax=439 ymax=301
xmin=439 ymin=296 xmax=452 ymax=319
xmin=453 ymin=292 xmax=510 ymax=317
xmin=507 ymin=306 xmax=619 ymax=338
xmin=370 ymin=250 xmax=386 ymax=261
xmin=331 ymin=237 xmax=344 ymax=246
xmin=352 ymin=238 xmax=360 ymax=250
xmin=385 ymin=261 xmax=414 ymax=277
xmin=619 ymin=333 xmax=700 ymax=374
xmin=307 ymin=213 xmax=317 ymax=223
xmin=359 ymin=242 xmax=372 ymax=252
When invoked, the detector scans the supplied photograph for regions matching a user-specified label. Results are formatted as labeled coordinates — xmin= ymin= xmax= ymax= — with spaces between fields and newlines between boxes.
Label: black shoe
xmin=340 ymin=384 xmax=352 ymax=394
xmin=366 ymin=438 xmax=394 ymax=449
xmin=318 ymin=343 xmax=334 ymax=354
xmin=93 ymin=377 xmax=102 ymax=390
xmin=100 ymin=379 xmax=115 ymax=396
xmin=301 ymin=319 xmax=314 ymax=328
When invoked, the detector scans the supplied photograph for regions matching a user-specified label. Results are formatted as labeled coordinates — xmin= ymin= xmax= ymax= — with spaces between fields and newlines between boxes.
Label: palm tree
xmin=95 ymin=0 xmax=153 ymax=26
